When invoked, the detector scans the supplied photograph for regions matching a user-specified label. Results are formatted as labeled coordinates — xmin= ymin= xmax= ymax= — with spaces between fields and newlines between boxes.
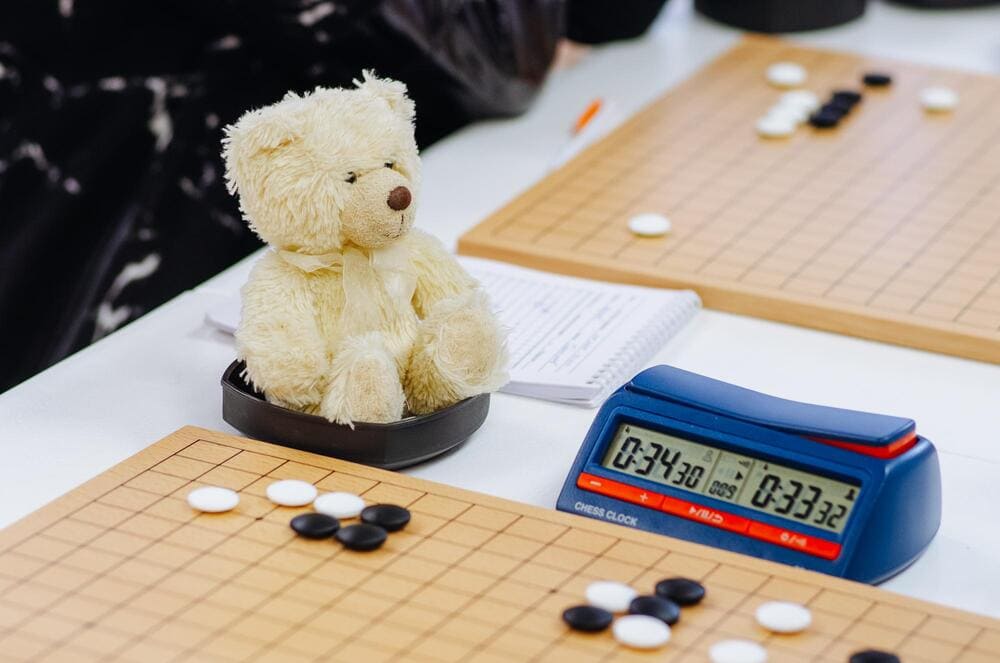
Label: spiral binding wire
xmin=586 ymin=294 xmax=701 ymax=396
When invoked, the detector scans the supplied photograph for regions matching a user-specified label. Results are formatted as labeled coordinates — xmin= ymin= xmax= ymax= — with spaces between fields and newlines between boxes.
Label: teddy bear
xmin=222 ymin=72 xmax=508 ymax=425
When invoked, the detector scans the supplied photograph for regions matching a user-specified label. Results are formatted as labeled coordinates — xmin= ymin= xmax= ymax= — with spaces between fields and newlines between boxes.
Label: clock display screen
xmin=600 ymin=423 xmax=860 ymax=534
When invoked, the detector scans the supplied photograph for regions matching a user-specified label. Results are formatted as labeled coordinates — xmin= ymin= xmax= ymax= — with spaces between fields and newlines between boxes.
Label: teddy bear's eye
xmin=345 ymin=173 xmax=357 ymax=184
xmin=384 ymin=161 xmax=395 ymax=169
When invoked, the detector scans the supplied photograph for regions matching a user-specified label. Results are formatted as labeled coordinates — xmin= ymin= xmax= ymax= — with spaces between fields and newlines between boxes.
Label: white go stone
xmin=921 ymin=86 xmax=958 ymax=112
xmin=187 ymin=486 xmax=239 ymax=513
xmin=585 ymin=580 xmax=637 ymax=613
xmin=755 ymin=601 xmax=812 ymax=633
xmin=709 ymin=639 xmax=769 ymax=663
xmin=266 ymin=479 xmax=318 ymax=507
xmin=756 ymin=115 xmax=796 ymax=138
xmin=779 ymin=90 xmax=820 ymax=112
xmin=612 ymin=614 xmax=671 ymax=649
xmin=766 ymin=62 xmax=807 ymax=88
xmin=627 ymin=212 xmax=672 ymax=237
xmin=313 ymin=492 xmax=365 ymax=519
xmin=767 ymin=103 xmax=808 ymax=125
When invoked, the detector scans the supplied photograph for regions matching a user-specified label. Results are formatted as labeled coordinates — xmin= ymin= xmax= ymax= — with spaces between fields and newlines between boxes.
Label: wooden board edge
xmin=456 ymin=35 xmax=1000 ymax=365
xmin=0 ymin=431 xmax=193 ymax=552
xmin=24 ymin=425 xmax=989 ymax=629
xmin=457 ymin=235 xmax=1000 ymax=364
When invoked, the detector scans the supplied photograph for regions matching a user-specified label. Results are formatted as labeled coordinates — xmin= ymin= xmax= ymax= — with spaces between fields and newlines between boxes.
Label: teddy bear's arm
xmin=407 ymin=229 xmax=479 ymax=317
xmin=404 ymin=230 xmax=509 ymax=414
xmin=235 ymin=254 xmax=330 ymax=410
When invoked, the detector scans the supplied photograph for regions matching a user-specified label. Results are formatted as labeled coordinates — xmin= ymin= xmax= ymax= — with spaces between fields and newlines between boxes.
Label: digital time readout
xmin=601 ymin=423 xmax=860 ymax=533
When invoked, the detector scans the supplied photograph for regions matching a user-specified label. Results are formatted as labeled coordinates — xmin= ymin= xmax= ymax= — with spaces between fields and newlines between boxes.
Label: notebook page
xmin=458 ymin=256 xmax=699 ymax=401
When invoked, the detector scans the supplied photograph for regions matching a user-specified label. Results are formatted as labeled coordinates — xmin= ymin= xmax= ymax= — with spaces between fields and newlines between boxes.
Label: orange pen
xmin=572 ymin=98 xmax=604 ymax=135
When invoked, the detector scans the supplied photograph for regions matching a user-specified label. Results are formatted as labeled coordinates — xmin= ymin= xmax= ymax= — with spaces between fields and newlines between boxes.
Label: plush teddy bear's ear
xmin=354 ymin=70 xmax=415 ymax=124
xmin=222 ymin=98 xmax=303 ymax=194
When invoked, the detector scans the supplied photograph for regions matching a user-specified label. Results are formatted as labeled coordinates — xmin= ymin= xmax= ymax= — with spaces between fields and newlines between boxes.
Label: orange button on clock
xmin=660 ymin=496 xmax=750 ymax=533
xmin=747 ymin=522 xmax=841 ymax=560
xmin=577 ymin=473 xmax=664 ymax=509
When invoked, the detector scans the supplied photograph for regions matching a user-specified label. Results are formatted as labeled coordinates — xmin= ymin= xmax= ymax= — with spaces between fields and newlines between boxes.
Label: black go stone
xmin=655 ymin=577 xmax=706 ymax=606
xmin=562 ymin=605 xmax=613 ymax=632
xmin=361 ymin=504 xmax=411 ymax=532
xmin=628 ymin=595 xmax=680 ymax=625
xmin=290 ymin=512 xmax=340 ymax=539
xmin=832 ymin=90 xmax=863 ymax=106
xmin=849 ymin=650 xmax=901 ymax=663
xmin=809 ymin=109 xmax=842 ymax=129
xmin=821 ymin=101 xmax=851 ymax=118
xmin=827 ymin=98 xmax=855 ymax=114
xmin=335 ymin=523 xmax=388 ymax=551
xmin=863 ymin=72 xmax=892 ymax=87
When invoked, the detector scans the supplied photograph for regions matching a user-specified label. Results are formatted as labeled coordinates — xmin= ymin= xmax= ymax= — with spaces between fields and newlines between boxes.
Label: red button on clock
xmin=748 ymin=522 xmax=841 ymax=560
xmin=577 ymin=473 xmax=664 ymax=509
xmin=660 ymin=496 xmax=750 ymax=533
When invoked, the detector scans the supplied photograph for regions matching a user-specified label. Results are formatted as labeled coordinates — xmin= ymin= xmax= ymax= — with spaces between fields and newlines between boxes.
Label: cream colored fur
xmin=223 ymin=72 xmax=507 ymax=425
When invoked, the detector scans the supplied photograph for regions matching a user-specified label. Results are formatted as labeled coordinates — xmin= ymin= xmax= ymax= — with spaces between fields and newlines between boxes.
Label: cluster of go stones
xmin=759 ymin=61 xmax=955 ymax=139
xmin=562 ymin=576 xmax=899 ymax=663
xmin=561 ymin=577 xmax=704 ymax=650
xmin=187 ymin=479 xmax=410 ymax=551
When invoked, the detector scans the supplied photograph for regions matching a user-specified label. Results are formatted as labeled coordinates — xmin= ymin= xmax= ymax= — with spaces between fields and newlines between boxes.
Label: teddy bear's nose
xmin=387 ymin=186 xmax=411 ymax=211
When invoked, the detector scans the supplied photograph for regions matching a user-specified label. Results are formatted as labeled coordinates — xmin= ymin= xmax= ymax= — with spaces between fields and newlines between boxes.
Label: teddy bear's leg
xmin=405 ymin=291 xmax=508 ymax=415
xmin=319 ymin=332 xmax=405 ymax=425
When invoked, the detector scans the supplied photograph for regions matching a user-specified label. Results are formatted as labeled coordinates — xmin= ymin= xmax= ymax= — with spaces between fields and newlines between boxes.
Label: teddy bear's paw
xmin=436 ymin=309 xmax=507 ymax=387
xmin=239 ymin=348 xmax=329 ymax=412
xmin=319 ymin=333 xmax=406 ymax=426
xmin=406 ymin=292 xmax=509 ymax=414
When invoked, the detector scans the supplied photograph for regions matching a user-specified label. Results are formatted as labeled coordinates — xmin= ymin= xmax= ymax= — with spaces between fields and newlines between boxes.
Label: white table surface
xmin=3 ymin=0 xmax=1000 ymax=619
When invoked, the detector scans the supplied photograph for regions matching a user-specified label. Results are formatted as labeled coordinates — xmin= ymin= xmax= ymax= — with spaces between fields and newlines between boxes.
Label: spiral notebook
xmin=205 ymin=256 xmax=701 ymax=407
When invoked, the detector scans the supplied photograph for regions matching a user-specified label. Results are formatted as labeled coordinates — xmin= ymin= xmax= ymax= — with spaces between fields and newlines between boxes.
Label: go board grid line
xmin=892 ymin=173 xmax=1000 ymax=318
xmin=303 ymin=501 xmax=487 ymax=661
xmin=0 ymin=438 xmax=214 ymax=653
xmin=895 ymin=176 xmax=1000 ymax=318
xmin=616 ymin=52 xmax=876 ymax=280
xmin=655 ymin=52 xmax=865 ymax=271
xmin=504 ymin=541 xmax=663 ymax=662
xmin=103 ymin=447 xmax=403 ymax=661
xmin=143 ymin=446 xmax=436 ymax=662
xmin=0 ymin=442 xmax=318 ymax=661
xmin=561 ymin=44 xmax=824 ymax=261
xmin=960 ymin=262 xmax=1000 ymax=326
xmin=513 ymin=41 xmax=779 ymax=251
xmin=146 ymin=457 xmax=332 ymax=662
xmin=39 ymin=442 xmax=298 ymax=661
xmin=2 ymin=427 xmax=1000 ymax=663
xmin=143 ymin=452 xmax=600 ymax=660
xmin=493 ymin=40 xmax=768 ymax=243
xmin=529 ymin=554 xmax=722 ymax=662
xmin=310 ymin=510 xmax=598 ymax=660
xmin=536 ymin=46 xmax=922 ymax=288
xmin=566 ymin=46 xmax=922 ymax=294
xmin=734 ymin=70 xmax=938 ymax=288
xmin=194 ymin=475 xmax=416 ymax=661
xmin=215 ymin=456 xmax=988 ymax=656
xmin=573 ymin=45 xmax=788 ymax=249
xmin=817 ymin=598 xmax=883 ymax=661
xmin=356 ymin=510 xmax=615 ymax=662
xmin=568 ymin=43 xmax=792 ymax=256
xmin=829 ymin=79 xmax=1000 ymax=304
xmin=458 ymin=36 xmax=1000 ymax=361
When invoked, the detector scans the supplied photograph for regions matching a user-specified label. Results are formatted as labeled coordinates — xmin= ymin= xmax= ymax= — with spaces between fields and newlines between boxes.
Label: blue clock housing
xmin=556 ymin=365 xmax=941 ymax=584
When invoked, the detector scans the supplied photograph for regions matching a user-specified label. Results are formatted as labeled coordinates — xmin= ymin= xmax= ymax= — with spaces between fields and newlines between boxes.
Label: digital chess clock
xmin=557 ymin=366 xmax=941 ymax=583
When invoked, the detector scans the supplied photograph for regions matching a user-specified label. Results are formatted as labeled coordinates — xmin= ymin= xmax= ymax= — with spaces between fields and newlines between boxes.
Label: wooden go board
xmin=458 ymin=36 xmax=1000 ymax=363
xmin=1 ymin=426 xmax=999 ymax=662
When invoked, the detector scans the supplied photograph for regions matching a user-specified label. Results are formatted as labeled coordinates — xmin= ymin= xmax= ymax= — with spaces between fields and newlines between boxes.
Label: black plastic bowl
xmin=221 ymin=360 xmax=489 ymax=469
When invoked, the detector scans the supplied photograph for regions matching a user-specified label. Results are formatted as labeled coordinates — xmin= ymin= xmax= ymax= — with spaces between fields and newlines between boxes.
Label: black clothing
xmin=0 ymin=0 xmax=667 ymax=392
